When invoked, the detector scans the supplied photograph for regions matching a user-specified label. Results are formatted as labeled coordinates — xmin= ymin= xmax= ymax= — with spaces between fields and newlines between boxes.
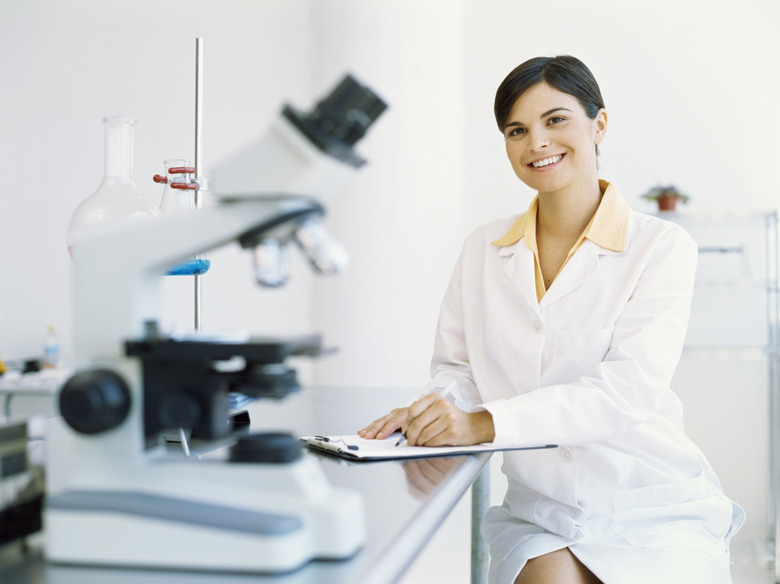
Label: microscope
xmin=45 ymin=75 xmax=386 ymax=572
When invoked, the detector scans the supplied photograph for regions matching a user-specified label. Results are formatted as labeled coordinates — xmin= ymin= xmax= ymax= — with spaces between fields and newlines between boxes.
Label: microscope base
xmin=44 ymin=457 xmax=365 ymax=573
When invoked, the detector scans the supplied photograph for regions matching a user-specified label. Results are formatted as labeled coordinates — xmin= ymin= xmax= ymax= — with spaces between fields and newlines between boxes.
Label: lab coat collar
xmin=497 ymin=239 xmax=615 ymax=310
xmin=497 ymin=243 xmax=540 ymax=313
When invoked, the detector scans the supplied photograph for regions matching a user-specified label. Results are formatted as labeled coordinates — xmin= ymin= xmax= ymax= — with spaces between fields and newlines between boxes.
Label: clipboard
xmin=300 ymin=433 xmax=555 ymax=462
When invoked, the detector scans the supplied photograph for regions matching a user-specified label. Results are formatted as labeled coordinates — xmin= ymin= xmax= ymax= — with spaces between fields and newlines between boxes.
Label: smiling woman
xmin=500 ymin=83 xmax=606 ymax=210
xmin=359 ymin=55 xmax=744 ymax=584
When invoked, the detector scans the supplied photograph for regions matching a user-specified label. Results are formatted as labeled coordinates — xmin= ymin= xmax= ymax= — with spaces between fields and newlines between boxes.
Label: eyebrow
xmin=503 ymin=107 xmax=574 ymax=132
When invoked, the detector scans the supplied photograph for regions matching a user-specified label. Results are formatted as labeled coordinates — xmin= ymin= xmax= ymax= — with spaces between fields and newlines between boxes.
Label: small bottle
xmin=67 ymin=117 xmax=160 ymax=257
xmin=156 ymin=159 xmax=210 ymax=276
xmin=43 ymin=325 xmax=60 ymax=368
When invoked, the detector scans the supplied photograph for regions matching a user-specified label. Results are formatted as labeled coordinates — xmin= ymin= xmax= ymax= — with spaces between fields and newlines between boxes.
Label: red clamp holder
xmin=153 ymin=166 xmax=208 ymax=191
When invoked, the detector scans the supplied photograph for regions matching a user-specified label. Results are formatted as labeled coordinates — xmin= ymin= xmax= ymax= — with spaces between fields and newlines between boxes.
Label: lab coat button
xmin=532 ymin=320 xmax=543 ymax=333
xmin=560 ymin=448 xmax=572 ymax=461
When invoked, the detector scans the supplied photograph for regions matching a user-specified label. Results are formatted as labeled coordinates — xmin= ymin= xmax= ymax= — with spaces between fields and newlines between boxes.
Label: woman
xmin=359 ymin=55 xmax=744 ymax=583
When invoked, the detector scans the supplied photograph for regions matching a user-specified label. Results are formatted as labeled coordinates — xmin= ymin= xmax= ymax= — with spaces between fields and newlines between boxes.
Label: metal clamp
xmin=153 ymin=167 xmax=207 ymax=191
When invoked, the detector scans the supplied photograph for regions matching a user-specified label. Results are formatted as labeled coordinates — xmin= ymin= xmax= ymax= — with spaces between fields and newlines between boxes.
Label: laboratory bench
xmin=0 ymin=385 xmax=493 ymax=584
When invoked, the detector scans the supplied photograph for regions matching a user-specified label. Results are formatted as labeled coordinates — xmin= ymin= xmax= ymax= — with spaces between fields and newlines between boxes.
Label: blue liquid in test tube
xmin=166 ymin=258 xmax=211 ymax=276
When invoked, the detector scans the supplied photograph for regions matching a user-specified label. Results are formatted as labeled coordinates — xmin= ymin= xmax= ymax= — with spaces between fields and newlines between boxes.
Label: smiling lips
xmin=529 ymin=154 xmax=564 ymax=168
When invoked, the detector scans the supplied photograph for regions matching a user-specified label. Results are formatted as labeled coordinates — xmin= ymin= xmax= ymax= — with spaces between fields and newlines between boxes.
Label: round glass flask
xmin=156 ymin=159 xmax=211 ymax=276
xmin=67 ymin=117 xmax=160 ymax=258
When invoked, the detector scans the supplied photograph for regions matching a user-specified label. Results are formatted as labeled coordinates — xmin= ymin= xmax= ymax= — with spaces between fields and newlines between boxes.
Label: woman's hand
xmin=358 ymin=407 xmax=409 ymax=440
xmin=404 ymin=393 xmax=495 ymax=446
xmin=358 ymin=394 xmax=495 ymax=446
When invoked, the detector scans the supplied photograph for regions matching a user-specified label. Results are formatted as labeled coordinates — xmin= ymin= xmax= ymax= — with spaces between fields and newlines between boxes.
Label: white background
xmin=1 ymin=0 xmax=779 ymax=580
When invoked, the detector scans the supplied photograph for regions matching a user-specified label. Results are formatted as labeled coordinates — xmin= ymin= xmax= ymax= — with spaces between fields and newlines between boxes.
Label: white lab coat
xmin=425 ymin=187 xmax=744 ymax=582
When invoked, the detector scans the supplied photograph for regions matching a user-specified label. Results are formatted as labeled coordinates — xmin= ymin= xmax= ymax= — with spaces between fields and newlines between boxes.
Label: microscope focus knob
xmin=229 ymin=432 xmax=302 ymax=464
xmin=59 ymin=369 xmax=131 ymax=434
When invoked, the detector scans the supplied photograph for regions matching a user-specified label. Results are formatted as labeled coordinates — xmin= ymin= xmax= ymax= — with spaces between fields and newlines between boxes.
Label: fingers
xmin=404 ymin=394 xmax=463 ymax=447
xmin=358 ymin=407 xmax=408 ymax=440
xmin=361 ymin=396 xmax=494 ymax=447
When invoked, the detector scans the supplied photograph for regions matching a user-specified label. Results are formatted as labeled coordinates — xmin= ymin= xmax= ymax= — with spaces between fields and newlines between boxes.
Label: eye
xmin=505 ymin=126 xmax=526 ymax=138
xmin=547 ymin=116 xmax=566 ymax=125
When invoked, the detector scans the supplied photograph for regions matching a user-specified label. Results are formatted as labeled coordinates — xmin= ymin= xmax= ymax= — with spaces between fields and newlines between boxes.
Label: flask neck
xmin=103 ymin=117 xmax=136 ymax=182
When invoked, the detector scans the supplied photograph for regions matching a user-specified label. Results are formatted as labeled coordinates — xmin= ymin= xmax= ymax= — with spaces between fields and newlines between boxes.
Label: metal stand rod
xmin=174 ymin=37 xmax=206 ymax=457
xmin=194 ymin=37 xmax=204 ymax=331
xmin=471 ymin=464 xmax=490 ymax=584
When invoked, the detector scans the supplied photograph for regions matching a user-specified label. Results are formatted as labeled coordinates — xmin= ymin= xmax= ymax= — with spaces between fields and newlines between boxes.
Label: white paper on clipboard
xmin=300 ymin=433 xmax=555 ymax=462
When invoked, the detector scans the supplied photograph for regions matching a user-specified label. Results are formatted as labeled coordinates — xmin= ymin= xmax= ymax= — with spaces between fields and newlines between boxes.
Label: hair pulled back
xmin=494 ymin=55 xmax=605 ymax=133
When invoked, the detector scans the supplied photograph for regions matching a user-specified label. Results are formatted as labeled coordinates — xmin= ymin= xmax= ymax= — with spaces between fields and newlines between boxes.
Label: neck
xmin=537 ymin=178 xmax=603 ymax=239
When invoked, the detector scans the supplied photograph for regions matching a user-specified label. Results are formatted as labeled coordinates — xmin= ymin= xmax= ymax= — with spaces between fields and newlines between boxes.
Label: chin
xmin=518 ymin=175 xmax=568 ymax=194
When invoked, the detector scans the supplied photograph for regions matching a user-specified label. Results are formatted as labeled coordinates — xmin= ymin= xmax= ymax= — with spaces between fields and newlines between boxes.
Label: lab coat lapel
xmin=539 ymin=240 xmax=602 ymax=310
xmin=497 ymin=242 xmax=540 ymax=313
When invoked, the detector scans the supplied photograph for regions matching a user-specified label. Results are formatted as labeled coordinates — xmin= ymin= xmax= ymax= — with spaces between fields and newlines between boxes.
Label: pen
xmin=395 ymin=381 xmax=457 ymax=447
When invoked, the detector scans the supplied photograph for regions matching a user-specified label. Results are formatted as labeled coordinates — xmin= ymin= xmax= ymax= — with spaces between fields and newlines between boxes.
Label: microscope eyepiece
xmin=282 ymin=74 xmax=387 ymax=167
xmin=312 ymin=74 xmax=388 ymax=145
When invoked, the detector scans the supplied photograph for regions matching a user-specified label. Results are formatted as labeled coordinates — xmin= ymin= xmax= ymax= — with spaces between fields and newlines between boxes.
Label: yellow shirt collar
xmin=491 ymin=180 xmax=629 ymax=253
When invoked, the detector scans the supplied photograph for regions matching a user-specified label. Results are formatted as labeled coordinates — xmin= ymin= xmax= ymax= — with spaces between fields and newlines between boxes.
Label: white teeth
xmin=531 ymin=155 xmax=562 ymax=168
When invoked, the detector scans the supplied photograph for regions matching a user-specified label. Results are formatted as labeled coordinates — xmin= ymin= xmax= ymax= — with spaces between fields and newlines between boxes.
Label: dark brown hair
xmin=494 ymin=55 xmax=605 ymax=135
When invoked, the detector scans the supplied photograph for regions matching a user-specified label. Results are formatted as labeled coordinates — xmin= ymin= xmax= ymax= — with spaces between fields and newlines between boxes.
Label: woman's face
xmin=502 ymin=82 xmax=607 ymax=195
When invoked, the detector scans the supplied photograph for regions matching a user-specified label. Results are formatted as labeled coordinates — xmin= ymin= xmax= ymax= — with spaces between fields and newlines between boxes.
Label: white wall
xmin=2 ymin=0 xmax=780 ymax=575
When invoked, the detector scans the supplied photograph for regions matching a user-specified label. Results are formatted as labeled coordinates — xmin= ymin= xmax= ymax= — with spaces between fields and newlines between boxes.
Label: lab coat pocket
xmin=549 ymin=328 xmax=612 ymax=382
xmin=611 ymin=472 xmax=735 ymax=562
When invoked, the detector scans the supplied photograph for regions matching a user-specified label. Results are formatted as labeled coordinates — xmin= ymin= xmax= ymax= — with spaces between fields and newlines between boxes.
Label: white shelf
xmin=675 ymin=210 xmax=779 ymax=576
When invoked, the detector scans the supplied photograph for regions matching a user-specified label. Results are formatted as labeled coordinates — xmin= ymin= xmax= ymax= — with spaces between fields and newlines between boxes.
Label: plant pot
xmin=657 ymin=195 xmax=678 ymax=211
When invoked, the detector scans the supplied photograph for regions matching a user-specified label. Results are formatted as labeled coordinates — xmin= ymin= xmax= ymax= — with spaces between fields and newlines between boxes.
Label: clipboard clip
xmin=314 ymin=436 xmax=359 ymax=451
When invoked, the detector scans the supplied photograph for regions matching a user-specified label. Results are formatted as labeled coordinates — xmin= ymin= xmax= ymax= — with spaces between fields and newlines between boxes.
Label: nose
xmin=528 ymin=128 xmax=550 ymax=152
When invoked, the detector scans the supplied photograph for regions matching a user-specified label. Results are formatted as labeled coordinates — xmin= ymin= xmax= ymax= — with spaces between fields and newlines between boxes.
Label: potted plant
xmin=641 ymin=184 xmax=689 ymax=212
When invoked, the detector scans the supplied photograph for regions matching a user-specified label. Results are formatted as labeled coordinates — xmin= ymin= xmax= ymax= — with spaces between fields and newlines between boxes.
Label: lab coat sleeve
xmin=481 ymin=225 xmax=698 ymax=447
xmin=424 ymin=251 xmax=484 ymax=412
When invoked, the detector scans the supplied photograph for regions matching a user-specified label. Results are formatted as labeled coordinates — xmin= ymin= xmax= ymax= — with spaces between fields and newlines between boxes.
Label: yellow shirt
xmin=492 ymin=180 xmax=630 ymax=302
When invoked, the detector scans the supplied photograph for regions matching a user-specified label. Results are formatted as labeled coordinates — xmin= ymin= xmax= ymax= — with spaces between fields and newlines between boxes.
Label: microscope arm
xmin=71 ymin=195 xmax=323 ymax=369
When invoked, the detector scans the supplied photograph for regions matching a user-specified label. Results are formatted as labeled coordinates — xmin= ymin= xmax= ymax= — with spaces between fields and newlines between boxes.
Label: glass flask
xmin=67 ymin=116 xmax=160 ymax=258
xmin=156 ymin=159 xmax=211 ymax=276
